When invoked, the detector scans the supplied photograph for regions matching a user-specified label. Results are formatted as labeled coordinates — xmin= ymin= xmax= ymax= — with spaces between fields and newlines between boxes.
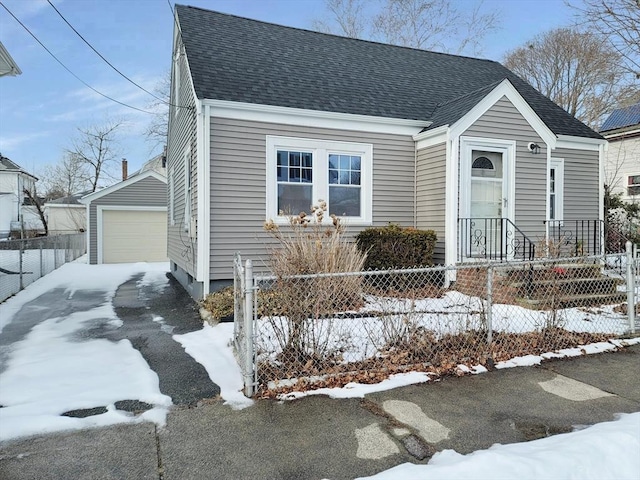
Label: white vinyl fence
xmin=0 ymin=234 xmax=86 ymax=303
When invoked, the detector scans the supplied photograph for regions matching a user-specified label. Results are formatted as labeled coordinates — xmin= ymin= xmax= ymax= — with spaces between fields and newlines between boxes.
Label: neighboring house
xmin=44 ymin=191 xmax=91 ymax=235
xmin=80 ymin=170 xmax=167 ymax=264
xmin=167 ymin=5 xmax=606 ymax=299
xmin=601 ymin=103 xmax=640 ymax=203
xmin=0 ymin=154 xmax=42 ymax=238
xmin=0 ymin=41 xmax=21 ymax=77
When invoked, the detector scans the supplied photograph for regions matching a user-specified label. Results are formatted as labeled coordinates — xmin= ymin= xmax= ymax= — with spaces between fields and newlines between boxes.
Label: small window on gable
xmin=172 ymin=50 xmax=180 ymax=117
xmin=628 ymin=175 xmax=640 ymax=196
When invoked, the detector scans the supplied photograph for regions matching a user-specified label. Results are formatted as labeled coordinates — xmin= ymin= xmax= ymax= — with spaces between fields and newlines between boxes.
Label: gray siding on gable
xmin=416 ymin=142 xmax=446 ymax=264
xmin=209 ymin=118 xmax=415 ymax=279
xmin=87 ymin=176 xmax=167 ymax=263
xmin=553 ymin=147 xmax=599 ymax=221
xmin=463 ymin=96 xmax=547 ymax=243
xmin=166 ymin=37 xmax=198 ymax=278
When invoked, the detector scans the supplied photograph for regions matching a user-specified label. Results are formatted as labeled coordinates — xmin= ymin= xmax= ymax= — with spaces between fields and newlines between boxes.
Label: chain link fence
xmin=0 ymin=233 xmax=86 ymax=303
xmin=233 ymin=246 xmax=638 ymax=398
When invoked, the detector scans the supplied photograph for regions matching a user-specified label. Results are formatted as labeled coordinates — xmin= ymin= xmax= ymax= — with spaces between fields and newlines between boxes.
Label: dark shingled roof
xmin=600 ymin=103 xmax=640 ymax=133
xmin=175 ymin=5 xmax=601 ymax=140
xmin=0 ymin=153 xmax=37 ymax=179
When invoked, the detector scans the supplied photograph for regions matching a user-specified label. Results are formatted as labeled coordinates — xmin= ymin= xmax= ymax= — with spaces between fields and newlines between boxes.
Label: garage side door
xmin=102 ymin=209 xmax=167 ymax=263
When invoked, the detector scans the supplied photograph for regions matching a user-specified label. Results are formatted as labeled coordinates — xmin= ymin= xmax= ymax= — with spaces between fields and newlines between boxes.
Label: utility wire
xmin=0 ymin=1 xmax=155 ymax=115
xmin=46 ymin=0 xmax=186 ymax=109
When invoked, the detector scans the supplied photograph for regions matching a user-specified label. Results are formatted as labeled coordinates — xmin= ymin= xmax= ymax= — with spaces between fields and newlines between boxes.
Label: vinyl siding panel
xmin=87 ymin=176 xmax=167 ymax=263
xmin=416 ymin=142 xmax=446 ymax=264
xmin=166 ymin=38 xmax=198 ymax=277
xmin=209 ymin=118 xmax=415 ymax=279
xmin=554 ymin=147 xmax=599 ymax=221
xmin=463 ymin=96 xmax=547 ymax=242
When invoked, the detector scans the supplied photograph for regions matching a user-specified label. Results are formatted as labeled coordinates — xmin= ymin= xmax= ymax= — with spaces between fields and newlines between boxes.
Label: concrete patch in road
xmin=538 ymin=374 xmax=615 ymax=401
xmin=382 ymin=400 xmax=450 ymax=443
xmin=355 ymin=423 xmax=399 ymax=459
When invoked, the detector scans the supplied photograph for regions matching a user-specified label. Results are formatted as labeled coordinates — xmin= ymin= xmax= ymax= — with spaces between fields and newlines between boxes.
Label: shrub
xmin=356 ymin=224 xmax=437 ymax=270
xmin=263 ymin=201 xmax=367 ymax=364
xmin=201 ymin=287 xmax=234 ymax=322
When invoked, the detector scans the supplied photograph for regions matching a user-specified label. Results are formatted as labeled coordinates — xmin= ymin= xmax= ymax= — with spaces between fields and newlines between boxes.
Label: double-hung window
xmin=267 ymin=136 xmax=372 ymax=224
xmin=628 ymin=175 xmax=640 ymax=196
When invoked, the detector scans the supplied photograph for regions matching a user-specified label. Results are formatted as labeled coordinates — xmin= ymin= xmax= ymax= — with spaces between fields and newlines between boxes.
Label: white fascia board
xmin=44 ymin=203 xmax=85 ymax=209
xmin=202 ymin=99 xmax=427 ymax=136
xmin=602 ymin=127 xmax=640 ymax=140
xmin=415 ymin=125 xmax=448 ymax=150
xmin=555 ymin=134 xmax=607 ymax=152
xmin=0 ymin=41 xmax=21 ymax=77
xmin=449 ymin=79 xmax=556 ymax=148
xmin=80 ymin=171 xmax=167 ymax=204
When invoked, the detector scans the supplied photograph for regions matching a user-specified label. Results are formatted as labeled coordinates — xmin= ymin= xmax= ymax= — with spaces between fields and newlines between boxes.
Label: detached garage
xmin=81 ymin=171 xmax=167 ymax=264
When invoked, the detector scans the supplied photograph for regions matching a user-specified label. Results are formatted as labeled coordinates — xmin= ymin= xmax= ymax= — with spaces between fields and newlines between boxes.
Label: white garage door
xmin=102 ymin=209 xmax=167 ymax=263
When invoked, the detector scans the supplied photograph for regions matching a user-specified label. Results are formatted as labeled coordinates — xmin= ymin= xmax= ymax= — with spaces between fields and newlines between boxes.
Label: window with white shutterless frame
xmin=266 ymin=136 xmax=373 ymax=225
xmin=183 ymin=147 xmax=192 ymax=233
xmin=549 ymin=158 xmax=564 ymax=222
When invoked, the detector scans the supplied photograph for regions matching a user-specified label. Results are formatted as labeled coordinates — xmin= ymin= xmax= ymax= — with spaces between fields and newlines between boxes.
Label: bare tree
xmin=66 ymin=120 xmax=123 ymax=192
xmin=312 ymin=0 xmax=368 ymax=38
xmin=504 ymin=28 xmax=634 ymax=128
xmin=145 ymin=72 xmax=170 ymax=150
xmin=312 ymin=0 xmax=500 ymax=55
xmin=39 ymin=153 xmax=88 ymax=200
xmin=22 ymin=186 xmax=48 ymax=236
xmin=570 ymin=0 xmax=640 ymax=78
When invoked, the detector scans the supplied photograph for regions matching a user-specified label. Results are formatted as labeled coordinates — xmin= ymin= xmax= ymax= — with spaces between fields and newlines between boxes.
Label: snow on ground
xmin=174 ymin=323 xmax=254 ymax=410
xmin=356 ymin=412 xmax=640 ymax=480
xmin=0 ymin=261 xmax=172 ymax=442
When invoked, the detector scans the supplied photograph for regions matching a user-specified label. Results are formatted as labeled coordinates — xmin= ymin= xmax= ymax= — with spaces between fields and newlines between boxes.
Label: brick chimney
xmin=122 ymin=159 xmax=128 ymax=181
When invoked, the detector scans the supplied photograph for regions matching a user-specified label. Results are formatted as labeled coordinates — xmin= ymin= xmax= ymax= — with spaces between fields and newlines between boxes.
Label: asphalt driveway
xmin=0 ymin=263 xmax=219 ymax=412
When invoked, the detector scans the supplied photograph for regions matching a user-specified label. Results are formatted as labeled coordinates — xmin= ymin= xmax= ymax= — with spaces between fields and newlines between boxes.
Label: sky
xmin=0 ymin=0 xmax=577 ymax=181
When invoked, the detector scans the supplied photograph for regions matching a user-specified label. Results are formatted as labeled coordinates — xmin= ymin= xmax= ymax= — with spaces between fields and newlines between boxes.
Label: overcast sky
xmin=0 ymin=0 xmax=576 ymax=178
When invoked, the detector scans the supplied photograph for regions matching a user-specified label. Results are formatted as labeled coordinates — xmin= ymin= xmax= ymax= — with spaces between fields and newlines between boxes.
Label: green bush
xmin=356 ymin=224 xmax=437 ymax=270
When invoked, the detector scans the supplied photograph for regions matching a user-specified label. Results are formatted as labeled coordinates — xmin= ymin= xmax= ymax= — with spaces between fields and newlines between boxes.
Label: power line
xmin=0 ymin=1 xmax=155 ymax=115
xmin=46 ymin=0 xmax=185 ymax=109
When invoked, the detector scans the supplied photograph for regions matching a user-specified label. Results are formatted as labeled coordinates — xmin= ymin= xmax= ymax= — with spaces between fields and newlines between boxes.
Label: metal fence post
xmin=627 ymin=241 xmax=636 ymax=334
xmin=39 ymin=241 xmax=43 ymax=278
xmin=243 ymin=259 xmax=255 ymax=397
xmin=486 ymin=265 xmax=493 ymax=344
xmin=18 ymin=239 xmax=24 ymax=291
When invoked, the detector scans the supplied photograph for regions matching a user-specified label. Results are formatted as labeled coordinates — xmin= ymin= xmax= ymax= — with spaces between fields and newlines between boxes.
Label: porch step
xmin=515 ymin=292 xmax=627 ymax=310
xmin=510 ymin=277 xmax=624 ymax=297
xmin=500 ymin=263 xmax=601 ymax=282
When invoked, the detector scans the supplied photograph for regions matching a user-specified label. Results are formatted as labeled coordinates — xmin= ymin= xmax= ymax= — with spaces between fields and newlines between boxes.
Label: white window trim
xmin=172 ymin=49 xmax=180 ymax=118
xmin=549 ymin=158 xmax=565 ymax=222
xmin=266 ymin=135 xmax=373 ymax=225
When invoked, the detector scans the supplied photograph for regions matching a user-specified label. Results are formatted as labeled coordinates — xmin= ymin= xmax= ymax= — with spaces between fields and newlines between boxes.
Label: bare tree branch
xmin=569 ymin=0 xmax=640 ymax=78
xmin=504 ymin=28 xmax=634 ymax=128
xmin=65 ymin=120 xmax=124 ymax=192
xmin=145 ymin=71 xmax=170 ymax=150
xmin=313 ymin=0 xmax=500 ymax=55
xmin=23 ymin=186 xmax=48 ymax=236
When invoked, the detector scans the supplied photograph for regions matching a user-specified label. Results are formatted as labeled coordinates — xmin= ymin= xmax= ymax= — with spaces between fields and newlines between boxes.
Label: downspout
xmin=545 ymin=141 xmax=551 ymax=248
xmin=599 ymin=142 xmax=605 ymax=256
xmin=414 ymin=139 xmax=417 ymax=228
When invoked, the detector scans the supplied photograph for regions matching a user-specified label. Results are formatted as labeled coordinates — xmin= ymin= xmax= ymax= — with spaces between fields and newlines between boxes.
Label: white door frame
xmin=459 ymin=136 xmax=516 ymax=258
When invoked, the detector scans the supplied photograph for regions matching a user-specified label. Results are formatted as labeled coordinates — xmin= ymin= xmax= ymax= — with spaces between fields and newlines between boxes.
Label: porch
xmin=457 ymin=218 xmax=609 ymax=262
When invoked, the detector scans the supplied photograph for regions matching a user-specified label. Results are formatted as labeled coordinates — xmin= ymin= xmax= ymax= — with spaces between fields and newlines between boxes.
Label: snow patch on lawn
xmin=357 ymin=412 xmax=640 ymax=480
xmin=174 ymin=323 xmax=254 ymax=410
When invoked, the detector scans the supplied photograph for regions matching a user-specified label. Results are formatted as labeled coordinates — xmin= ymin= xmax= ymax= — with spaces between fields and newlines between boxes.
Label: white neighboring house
xmin=601 ymin=103 xmax=640 ymax=203
xmin=0 ymin=154 xmax=43 ymax=239
xmin=44 ymin=191 xmax=90 ymax=235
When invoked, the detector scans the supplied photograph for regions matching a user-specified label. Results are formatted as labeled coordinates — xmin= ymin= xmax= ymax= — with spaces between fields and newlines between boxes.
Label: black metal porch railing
xmin=458 ymin=218 xmax=535 ymax=262
xmin=544 ymin=220 xmax=603 ymax=256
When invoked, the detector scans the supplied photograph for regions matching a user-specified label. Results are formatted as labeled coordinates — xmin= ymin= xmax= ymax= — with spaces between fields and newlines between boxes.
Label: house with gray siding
xmin=81 ymin=170 xmax=167 ymax=265
xmin=167 ymin=5 xmax=606 ymax=299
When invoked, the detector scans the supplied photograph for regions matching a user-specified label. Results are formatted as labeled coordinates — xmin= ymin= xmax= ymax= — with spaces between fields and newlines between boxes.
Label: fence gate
xmin=233 ymin=253 xmax=256 ymax=397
